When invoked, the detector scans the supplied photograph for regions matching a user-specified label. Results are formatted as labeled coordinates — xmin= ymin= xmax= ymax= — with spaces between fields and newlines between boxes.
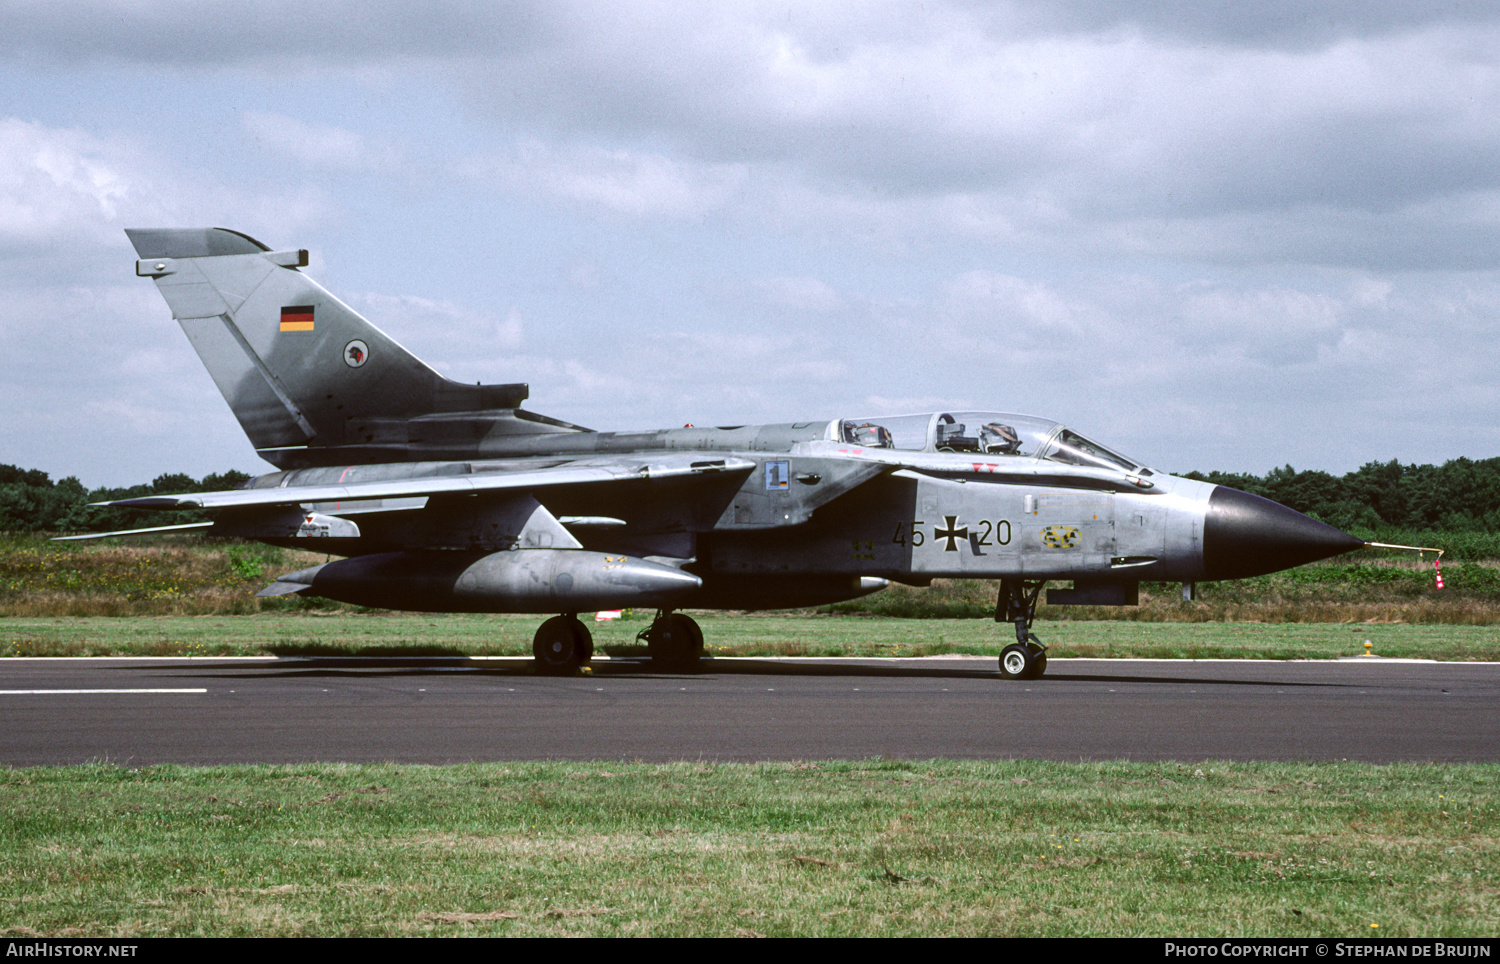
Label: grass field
xmin=1 ymin=760 xmax=1496 ymax=938
xmin=4 ymin=612 xmax=1499 ymax=661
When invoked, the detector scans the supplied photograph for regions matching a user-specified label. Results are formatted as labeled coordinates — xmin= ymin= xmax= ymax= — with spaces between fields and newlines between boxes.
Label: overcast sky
xmin=3 ymin=1 xmax=1499 ymax=486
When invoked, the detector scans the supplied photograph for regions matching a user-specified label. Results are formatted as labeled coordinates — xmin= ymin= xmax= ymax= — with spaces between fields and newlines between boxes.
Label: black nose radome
xmin=1203 ymin=486 xmax=1365 ymax=580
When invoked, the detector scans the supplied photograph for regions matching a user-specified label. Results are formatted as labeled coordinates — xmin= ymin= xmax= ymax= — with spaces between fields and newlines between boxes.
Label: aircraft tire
xmin=649 ymin=613 xmax=701 ymax=670
xmin=569 ymin=616 xmax=594 ymax=664
xmin=533 ymin=616 xmax=581 ymax=673
xmin=999 ymin=643 xmax=1034 ymax=680
xmin=1029 ymin=650 xmax=1047 ymax=680
xmin=681 ymin=614 xmax=705 ymax=658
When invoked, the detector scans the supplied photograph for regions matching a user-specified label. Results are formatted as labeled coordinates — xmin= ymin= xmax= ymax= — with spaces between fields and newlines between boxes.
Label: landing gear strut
xmin=995 ymin=579 xmax=1047 ymax=680
xmin=639 ymin=609 xmax=704 ymax=670
xmin=532 ymin=614 xmax=593 ymax=674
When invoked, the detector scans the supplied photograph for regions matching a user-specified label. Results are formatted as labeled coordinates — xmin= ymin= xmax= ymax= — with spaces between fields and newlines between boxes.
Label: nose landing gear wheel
xmin=999 ymin=642 xmax=1047 ymax=680
xmin=995 ymin=579 xmax=1048 ymax=680
xmin=999 ymin=643 xmax=1031 ymax=680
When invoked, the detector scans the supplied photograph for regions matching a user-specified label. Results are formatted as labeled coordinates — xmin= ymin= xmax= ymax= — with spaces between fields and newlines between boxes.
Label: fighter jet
xmin=99 ymin=227 xmax=1364 ymax=679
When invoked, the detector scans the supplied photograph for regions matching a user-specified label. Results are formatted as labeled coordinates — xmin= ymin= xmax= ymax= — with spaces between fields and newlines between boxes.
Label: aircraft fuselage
xmin=224 ymin=417 xmax=1355 ymax=613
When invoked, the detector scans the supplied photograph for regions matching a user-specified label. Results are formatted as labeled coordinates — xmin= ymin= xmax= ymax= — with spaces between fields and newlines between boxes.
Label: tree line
xmin=1179 ymin=458 xmax=1500 ymax=534
xmin=3 ymin=457 xmax=1499 ymax=536
xmin=0 ymin=465 xmax=250 ymax=534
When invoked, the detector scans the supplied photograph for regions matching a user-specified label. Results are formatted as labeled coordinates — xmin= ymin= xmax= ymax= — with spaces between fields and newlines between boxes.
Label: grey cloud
xmin=0 ymin=0 xmax=550 ymax=66
xmin=447 ymin=12 xmax=1500 ymax=269
xmin=11 ymin=3 xmax=1500 ymax=271
xmin=990 ymin=1 xmax=1500 ymax=48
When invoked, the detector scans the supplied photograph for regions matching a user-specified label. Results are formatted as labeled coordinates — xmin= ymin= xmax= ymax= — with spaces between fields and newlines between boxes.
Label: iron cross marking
xmin=934 ymin=515 xmax=968 ymax=551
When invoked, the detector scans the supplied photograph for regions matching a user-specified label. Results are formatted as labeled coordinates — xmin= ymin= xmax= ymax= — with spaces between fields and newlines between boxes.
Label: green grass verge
xmin=0 ymin=761 xmax=1494 ymax=937
xmin=3 ymin=613 xmax=1498 ymax=661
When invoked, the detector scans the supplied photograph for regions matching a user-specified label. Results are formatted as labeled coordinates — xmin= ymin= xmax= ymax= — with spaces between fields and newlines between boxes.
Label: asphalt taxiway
xmin=2 ymin=656 xmax=1495 ymax=766
xmin=5 ymin=656 xmax=1494 ymax=767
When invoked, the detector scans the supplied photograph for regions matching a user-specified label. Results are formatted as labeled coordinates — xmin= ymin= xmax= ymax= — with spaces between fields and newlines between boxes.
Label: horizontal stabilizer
xmin=255 ymin=580 xmax=312 ymax=597
xmin=51 ymin=522 xmax=214 ymax=542
xmin=256 ymin=565 xmax=323 ymax=598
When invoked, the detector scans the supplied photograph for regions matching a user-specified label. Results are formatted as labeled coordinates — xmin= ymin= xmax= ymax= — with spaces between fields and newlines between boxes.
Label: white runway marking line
xmin=0 ymin=688 xmax=208 ymax=695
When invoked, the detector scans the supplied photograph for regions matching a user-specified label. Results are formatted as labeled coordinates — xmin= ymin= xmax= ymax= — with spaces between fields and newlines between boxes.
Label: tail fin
xmin=127 ymin=228 xmax=583 ymax=468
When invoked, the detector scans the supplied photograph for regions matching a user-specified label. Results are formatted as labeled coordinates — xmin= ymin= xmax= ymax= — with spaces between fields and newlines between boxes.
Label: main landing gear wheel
xmin=572 ymin=617 xmax=594 ymax=664
xmin=645 ymin=611 xmax=704 ymax=671
xmin=995 ymin=579 xmax=1048 ymax=680
xmin=533 ymin=614 xmax=591 ymax=673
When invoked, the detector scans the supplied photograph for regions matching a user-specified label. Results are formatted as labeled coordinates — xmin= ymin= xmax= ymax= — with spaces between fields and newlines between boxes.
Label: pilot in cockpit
xmin=842 ymin=421 xmax=893 ymax=448
xmin=980 ymin=422 xmax=1021 ymax=454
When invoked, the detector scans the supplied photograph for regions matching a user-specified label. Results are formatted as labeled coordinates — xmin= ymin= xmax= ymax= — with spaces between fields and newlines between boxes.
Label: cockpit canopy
xmin=832 ymin=412 xmax=1147 ymax=474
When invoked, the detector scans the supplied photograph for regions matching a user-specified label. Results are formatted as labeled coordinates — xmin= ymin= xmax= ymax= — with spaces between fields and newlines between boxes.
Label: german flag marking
xmin=280 ymin=305 xmax=315 ymax=332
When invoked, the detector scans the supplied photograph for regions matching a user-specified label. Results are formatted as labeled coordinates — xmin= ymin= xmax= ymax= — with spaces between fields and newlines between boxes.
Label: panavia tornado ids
xmin=96 ymin=227 xmax=1365 ymax=679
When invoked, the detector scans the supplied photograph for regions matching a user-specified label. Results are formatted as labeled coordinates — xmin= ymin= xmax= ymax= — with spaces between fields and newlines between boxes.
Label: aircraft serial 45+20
xmin=90 ymin=227 xmax=1366 ymax=679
